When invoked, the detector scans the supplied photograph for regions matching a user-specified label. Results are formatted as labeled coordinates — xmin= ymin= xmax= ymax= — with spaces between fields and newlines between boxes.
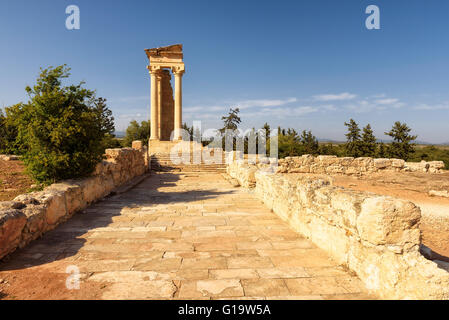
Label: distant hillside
xmin=114 ymin=131 xmax=126 ymax=138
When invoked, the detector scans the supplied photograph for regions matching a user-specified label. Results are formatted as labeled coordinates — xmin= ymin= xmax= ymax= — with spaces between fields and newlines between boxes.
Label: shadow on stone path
xmin=0 ymin=172 xmax=376 ymax=300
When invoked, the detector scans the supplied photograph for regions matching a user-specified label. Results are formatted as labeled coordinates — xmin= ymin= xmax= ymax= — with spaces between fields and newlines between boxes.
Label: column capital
xmin=172 ymin=65 xmax=185 ymax=76
xmin=147 ymin=65 xmax=161 ymax=75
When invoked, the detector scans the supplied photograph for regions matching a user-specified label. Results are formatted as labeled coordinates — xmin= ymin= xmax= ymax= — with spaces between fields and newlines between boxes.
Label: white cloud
xmin=374 ymin=98 xmax=405 ymax=108
xmin=234 ymin=97 xmax=297 ymax=109
xmin=322 ymin=104 xmax=336 ymax=111
xmin=110 ymin=96 xmax=149 ymax=103
xmin=242 ymin=106 xmax=318 ymax=118
xmin=184 ymin=105 xmax=225 ymax=113
xmin=375 ymin=98 xmax=399 ymax=105
xmin=313 ymin=92 xmax=357 ymax=101
xmin=414 ymin=103 xmax=449 ymax=111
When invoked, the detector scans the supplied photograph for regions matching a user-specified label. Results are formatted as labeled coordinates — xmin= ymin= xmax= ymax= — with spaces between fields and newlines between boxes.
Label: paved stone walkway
xmin=0 ymin=172 xmax=375 ymax=299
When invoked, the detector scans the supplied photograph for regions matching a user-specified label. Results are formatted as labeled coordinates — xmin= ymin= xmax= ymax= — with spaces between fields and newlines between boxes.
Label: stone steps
xmin=150 ymin=154 xmax=226 ymax=173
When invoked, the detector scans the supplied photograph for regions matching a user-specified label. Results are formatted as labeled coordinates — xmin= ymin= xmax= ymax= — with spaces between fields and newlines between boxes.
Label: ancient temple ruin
xmin=145 ymin=44 xmax=185 ymax=142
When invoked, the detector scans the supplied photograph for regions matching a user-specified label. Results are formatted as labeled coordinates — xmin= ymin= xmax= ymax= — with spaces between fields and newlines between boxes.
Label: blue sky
xmin=1 ymin=0 xmax=449 ymax=143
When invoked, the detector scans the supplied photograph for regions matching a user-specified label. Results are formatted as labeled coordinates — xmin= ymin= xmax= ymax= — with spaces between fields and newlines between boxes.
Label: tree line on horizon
xmin=215 ymin=108 xmax=449 ymax=168
xmin=118 ymin=107 xmax=449 ymax=168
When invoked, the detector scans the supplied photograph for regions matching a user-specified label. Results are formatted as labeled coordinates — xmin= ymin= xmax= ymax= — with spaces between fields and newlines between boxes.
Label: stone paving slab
xmin=0 ymin=172 xmax=377 ymax=300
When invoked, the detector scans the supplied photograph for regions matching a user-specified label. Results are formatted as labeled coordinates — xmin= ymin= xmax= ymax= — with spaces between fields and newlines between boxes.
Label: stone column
xmin=156 ymin=72 xmax=162 ymax=139
xmin=173 ymin=70 xmax=184 ymax=141
xmin=149 ymin=67 xmax=160 ymax=140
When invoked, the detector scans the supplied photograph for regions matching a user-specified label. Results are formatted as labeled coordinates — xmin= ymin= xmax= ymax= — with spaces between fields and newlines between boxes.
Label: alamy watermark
xmin=65 ymin=5 xmax=80 ymax=30
xmin=167 ymin=121 xmax=279 ymax=171
xmin=66 ymin=265 xmax=80 ymax=290
xmin=365 ymin=5 xmax=380 ymax=30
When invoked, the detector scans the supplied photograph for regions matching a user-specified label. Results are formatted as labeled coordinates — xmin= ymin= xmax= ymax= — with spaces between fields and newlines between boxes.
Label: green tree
xmin=261 ymin=123 xmax=271 ymax=156
xmin=93 ymin=97 xmax=120 ymax=149
xmin=385 ymin=121 xmax=417 ymax=160
xmin=220 ymin=108 xmax=241 ymax=134
xmin=377 ymin=142 xmax=388 ymax=158
xmin=0 ymin=109 xmax=6 ymax=152
xmin=0 ymin=105 xmax=23 ymax=154
xmin=123 ymin=120 xmax=150 ymax=147
xmin=278 ymin=127 xmax=303 ymax=158
xmin=182 ymin=122 xmax=193 ymax=140
xmin=219 ymin=108 xmax=242 ymax=150
xmin=361 ymin=124 xmax=377 ymax=157
xmin=300 ymin=130 xmax=319 ymax=155
xmin=344 ymin=119 xmax=363 ymax=157
xmin=11 ymin=65 xmax=115 ymax=184
xmin=319 ymin=143 xmax=335 ymax=156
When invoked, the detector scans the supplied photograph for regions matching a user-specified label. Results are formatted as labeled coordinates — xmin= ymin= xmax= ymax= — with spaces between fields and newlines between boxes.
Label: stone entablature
xmin=226 ymin=158 xmax=449 ymax=299
xmin=0 ymin=143 xmax=149 ymax=260
xmin=277 ymin=155 xmax=445 ymax=175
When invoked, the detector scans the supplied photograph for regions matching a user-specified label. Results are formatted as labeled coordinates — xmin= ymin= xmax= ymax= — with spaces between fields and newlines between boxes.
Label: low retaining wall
xmin=277 ymin=155 xmax=445 ymax=174
xmin=0 ymin=143 xmax=149 ymax=260
xmin=0 ymin=154 xmax=20 ymax=161
xmin=227 ymin=160 xmax=449 ymax=299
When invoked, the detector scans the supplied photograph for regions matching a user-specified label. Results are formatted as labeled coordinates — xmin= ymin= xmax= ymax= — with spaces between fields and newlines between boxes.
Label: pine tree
xmin=220 ymin=108 xmax=242 ymax=150
xmin=219 ymin=108 xmax=241 ymax=134
xmin=300 ymin=130 xmax=319 ymax=155
xmin=385 ymin=121 xmax=417 ymax=160
xmin=377 ymin=142 xmax=388 ymax=158
xmin=261 ymin=123 xmax=271 ymax=156
xmin=361 ymin=124 xmax=377 ymax=157
xmin=344 ymin=119 xmax=363 ymax=157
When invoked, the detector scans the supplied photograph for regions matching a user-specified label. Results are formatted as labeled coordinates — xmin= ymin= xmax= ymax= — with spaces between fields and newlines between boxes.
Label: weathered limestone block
xmin=0 ymin=209 xmax=27 ymax=259
xmin=373 ymin=158 xmax=391 ymax=169
xmin=325 ymin=165 xmax=345 ymax=174
xmin=132 ymin=140 xmax=143 ymax=150
xmin=345 ymin=166 xmax=359 ymax=175
xmin=310 ymin=163 xmax=325 ymax=174
xmin=21 ymin=205 xmax=46 ymax=244
xmin=226 ymin=162 xmax=258 ymax=188
xmin=45 ymin=182 xmax=85 ymax=215
xmin=77 ymin=176 xmax=103 ymax=204
xmin=317 ymin=155 xmax=339 ymax=166
xmin=0 ymin=201 xmax=25 ymax=210
xmin=429 ymin=190 xmax=449 ymax=198
xmin=405 ymin=161 xmax=429 ymax=173
xmin=329 ymin=188 xmax=365 ymax=232
xmin=428 ymin=161 xmax=445 ymax=173
xmin=391 ymin=159 xmax=405 ymax=168
xmin=0 ymin=154 xmax=20 ymax=161
xmin=357 ymin=197 xmax=421 ymax=249
xmin=38 ymin=191 xmax=68 ymax=226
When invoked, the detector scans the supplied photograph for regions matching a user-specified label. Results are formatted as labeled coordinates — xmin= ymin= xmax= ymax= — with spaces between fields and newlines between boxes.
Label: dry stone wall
xmin=0 ymin=155 xmax=20 ymax=161
xmin=0 ymin=143 xmax=149 ymax=260
xmin=277 ymin=155 xmax=445 ymax=175
xmin=227 ymin=159 xmax=449 ymax=299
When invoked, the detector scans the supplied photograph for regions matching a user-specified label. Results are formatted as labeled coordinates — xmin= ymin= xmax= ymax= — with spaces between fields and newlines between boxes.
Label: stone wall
xmin=227 ymin=159 xmax=449 ymax=299
xmin=0 ymin=143 xmax=149 ymax=260
xmin=277 ymin=155 xmax=445 ymax=175
xmin=0 ymin=155 xmax=20 ymax=161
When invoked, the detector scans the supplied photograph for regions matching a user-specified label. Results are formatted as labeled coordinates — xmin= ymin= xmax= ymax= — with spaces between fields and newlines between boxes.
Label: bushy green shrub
xmin=0 ymin=106 xmax=20 ymax=154
xmin=10 ymin=65 xmax=115 ymax=185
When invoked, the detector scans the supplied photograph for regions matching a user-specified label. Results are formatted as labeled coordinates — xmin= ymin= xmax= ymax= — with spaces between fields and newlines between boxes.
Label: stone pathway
xmin=0 ymin=172 xmax=375 ymax=299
